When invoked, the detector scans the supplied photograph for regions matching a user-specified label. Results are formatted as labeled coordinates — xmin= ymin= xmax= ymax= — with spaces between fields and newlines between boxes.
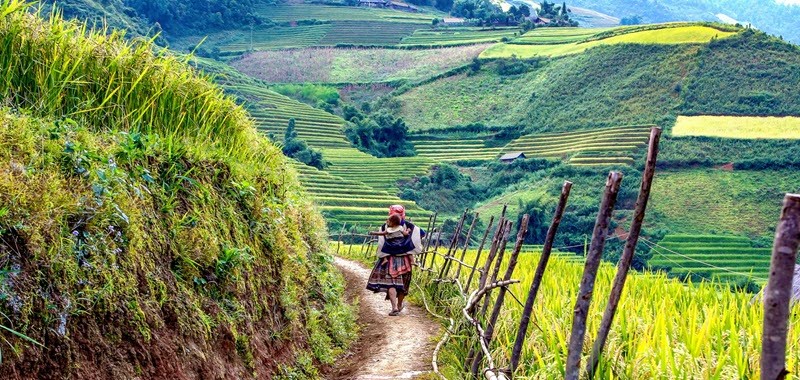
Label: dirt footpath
xmin=330 ymin=257 xmax=440 ymax=380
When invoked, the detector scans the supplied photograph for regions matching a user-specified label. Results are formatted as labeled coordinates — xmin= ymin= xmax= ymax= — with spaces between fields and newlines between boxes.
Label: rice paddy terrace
xmin=292 ymin=161 xmax=431 ymax=227
xmin=410 ymin=125 xmax=652 ymax=166
xmin=202 ymin=60 xmax=435 ymax=227
xmin=481 ymin=23 xmax=737 ymax=58
xmin=170 ymin=4 xmax=529 ymax=55
xmin=647 ymin=235 xmax=771 ymax=284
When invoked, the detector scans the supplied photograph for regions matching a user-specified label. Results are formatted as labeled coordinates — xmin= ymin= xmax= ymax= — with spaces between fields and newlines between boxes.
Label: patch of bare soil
xmin=329 ymin=257 xmax=440 ymax=380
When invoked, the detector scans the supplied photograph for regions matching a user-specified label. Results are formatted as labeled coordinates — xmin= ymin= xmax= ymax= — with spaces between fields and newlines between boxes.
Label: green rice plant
xmin=672 ymin=115 xmax=800 ymax=139
xmin=337 ymin=244 xmax=800 ymax=378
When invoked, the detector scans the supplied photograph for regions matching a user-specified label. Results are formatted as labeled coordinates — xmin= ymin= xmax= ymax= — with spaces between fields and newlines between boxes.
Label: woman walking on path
xmin=366 ymin=205 xmax=425 ymax=316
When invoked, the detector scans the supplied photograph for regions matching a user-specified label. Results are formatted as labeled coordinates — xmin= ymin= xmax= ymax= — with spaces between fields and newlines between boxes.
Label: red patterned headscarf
xmin=388 ymin=204 xmax=406 ymax=220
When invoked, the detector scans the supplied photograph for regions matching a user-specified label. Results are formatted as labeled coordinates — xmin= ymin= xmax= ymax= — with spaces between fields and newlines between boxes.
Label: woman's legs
xmin=388 ymin=287 xmax=399 ymax=313
xmin=397 ymin=293 xmax=405 ymax=311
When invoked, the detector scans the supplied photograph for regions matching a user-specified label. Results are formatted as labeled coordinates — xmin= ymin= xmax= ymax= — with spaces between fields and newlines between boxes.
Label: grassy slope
xmin=230 ymin=44 xmax=490 ymax=83
xmin=648 ymin=169 xmax=800 ymax=237
xmin=0 ymin=5 xmax=354 ymax=378
xmin=399 ymin=43 xmax=694 ymax=131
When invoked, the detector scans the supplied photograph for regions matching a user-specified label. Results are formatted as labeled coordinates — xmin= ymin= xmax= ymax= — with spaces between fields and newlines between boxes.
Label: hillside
xmin=0 ymin=3 xmax=354 ymax=378
xmin=566 ymin=0 xmax=800 ymax=44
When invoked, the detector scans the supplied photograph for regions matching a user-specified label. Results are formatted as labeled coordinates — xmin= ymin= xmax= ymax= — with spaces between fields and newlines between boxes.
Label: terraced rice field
xmin=502 ymin=125 xmax=652 ymax=165
xmin=292 ymin=161 xmax=432 ymax=227
xmin=318 ymin=21 xmax=429 ymax=46
xmin=672 ymin=115 xmax=800 ymax=139
xmin=399 ymin=27 xmax=519 ymax=46
xmin=481 ymin=24 xmax=736 ymax=59
xmin=323 ymin=148 xmax=434 ymax=193
xmin=409 ymin=135 xmax=503 ymax=161
xmin=257 ymin=4 xmax=436 ymax=23
xmin=510 ymin=27 xmax=611 ymax=45
xmin=647 ymin=235 xmax=772 ymax=284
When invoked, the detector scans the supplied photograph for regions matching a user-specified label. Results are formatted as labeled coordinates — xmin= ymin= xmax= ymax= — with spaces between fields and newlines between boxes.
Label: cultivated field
xmin=649 ymin=169 xmax=800 ymax=237
xmin=232 ymin=45 xmax=490 ymax=83
xmin=482 ymin=24 xmax=736 ymax=58
xmin=409 ymin=135 xmax=504 ymax=161
xmin=355 ymin=247 xmax=800 ymax=378
xmin=257 ymin=4 xmax=436 ymax=23
xmin=322 ymin=148 xmax=434 ymax=193
xmin=511 ymin=27 xmax=612 ymax=45
xmin=399 ymin=27 xmax=519 ymax=46
xmin=292 ymin=161 xmax=431 ymax=227
xmin=503 ymin=125 xmax=652 ymax=165
xmin=672 ymin=115 xmax=800 ymax=139
xmin=648 ymin=235 xmax=770 ymax=284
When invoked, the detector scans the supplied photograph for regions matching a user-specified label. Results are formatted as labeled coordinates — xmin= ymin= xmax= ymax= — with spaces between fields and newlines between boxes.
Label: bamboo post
xmin=565 ymin=171 xmax=623 ymax=380
xmin=336 ymin=222 xmax=346 ymax=255
xmin=476 ymin=218 xmax=507 ymax=299
xmin=422 ymin=213 xmax=437 ymax=266
xmin=427 ymin=227 xmax=444 ymax=269
xmin=456 ymin=212 xmax=480 ymax=280
xmin=587 ymin=127 xmax=661 ymax=377
xmin=466 ymin=218 xmax=506 ymax=370
xmin=466 ymin=216 xmax=495 ymax=294
xmin=511 ymin=181 xmax=573 ymax=373
xmin=471 ymin=215 xmax=529 ymax=377
xmin=439 ymin=210 xmax=468 ymax=280
xmin=347 ymin=226 xmax=355 ymax=257
xmin=761 ymin=194 xmax=800 ymax=380
xmin=481 ymin=221 xmax=513 ymax=318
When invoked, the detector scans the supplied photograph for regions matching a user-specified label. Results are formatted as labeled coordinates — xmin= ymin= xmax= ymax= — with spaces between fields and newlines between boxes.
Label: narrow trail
xmin=331 ymin=257 xmax=440 ymax=380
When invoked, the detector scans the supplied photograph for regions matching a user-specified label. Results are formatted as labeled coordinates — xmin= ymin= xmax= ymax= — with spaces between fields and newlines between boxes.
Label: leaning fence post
xmin=511 ymin=181 xmax=572 ymax=373
xmin=428 ymin=227 xmax=444 ymax=269
xmin=761 ymin=193 xmax=800 ymax=380
xmin=565 ymin=171 xmax=623 ymax=380
xmin=471 ymin=215 xmax=529 ymax=377
xmin=456 ymin=212 xmax=480 ymax=280
xmin=481 ymin=221 xmax=513 ymax=317
xmin=336 ymin=222 xmax=346 ymax=255
xmin=440 ymin=209 xmax=469 ymax=280
xmin=587 ymin=127 xmax=661 ymax=377
xmin=422 ymin=213 xmax=437 ymax=266
xmin=466 ymin=216 xmax=495 ymax=294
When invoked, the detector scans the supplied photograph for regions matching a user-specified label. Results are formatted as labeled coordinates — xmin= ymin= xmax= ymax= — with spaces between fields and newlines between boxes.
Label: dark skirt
xmin=366 ymin=255 xmax=413 ymax=297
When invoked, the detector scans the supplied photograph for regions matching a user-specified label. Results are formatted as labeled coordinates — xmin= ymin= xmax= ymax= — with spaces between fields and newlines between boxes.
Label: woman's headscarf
xmin=388 ymin=204 xmax=406 ymax=220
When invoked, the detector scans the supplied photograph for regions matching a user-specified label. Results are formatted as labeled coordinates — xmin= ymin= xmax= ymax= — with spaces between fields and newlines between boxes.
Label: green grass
xmin=397 ymin=43 xmax=694 ymax=131
xmin=0 ymin=2 xmax=356 ymax=376
xmin=399 ymin=27 xmax=519 ymax=46
xmin=322 ymin=148 xmax=434 ymax=193
xmin=672 ymin=115 xmax=800 ymax=139
xmin=649 ymin=169 xmax=800 ymax=237
xmin=481 ymin=24 xmax=736 ymax=59
xmin=231 ymin=44 xmax=489 ymax=83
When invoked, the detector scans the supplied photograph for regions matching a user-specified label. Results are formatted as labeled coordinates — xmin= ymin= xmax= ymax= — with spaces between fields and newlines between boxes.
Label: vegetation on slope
xmin=0 ymin=2 xmax=354 ymax=377
xmin=672 ymin=115 xmax=800 ymax=139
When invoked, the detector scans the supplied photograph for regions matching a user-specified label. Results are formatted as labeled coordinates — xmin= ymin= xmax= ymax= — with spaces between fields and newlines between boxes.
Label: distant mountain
xmin=567 ymin=0 xmax=800 ymax=44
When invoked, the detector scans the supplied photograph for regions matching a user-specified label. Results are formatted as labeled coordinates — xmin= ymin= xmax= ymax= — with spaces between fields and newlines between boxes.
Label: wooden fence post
xmin=427 ymin=227 xmax=444 ymax=269
xmin=440 ymin=209 xmax=469 ymax=280
xmin=565 ymin=171 xmax=623 ymax=380
xmin=510 ymin=181 xmax=572 ymax=373
xmin=761 ymin=193 xmax=800 ymax=380
xmin=466 ymin=216 xmax=495 ymax=294
xmin=481 ymin=221 xmax=513 ymax=317
xmin=336 ymin=222 xmax=346 ymax=255
xmin=455 ymin=212 xmax=480 ymax=280
xmin=587 ymin=127 xmax=661 ymax=377
xmin=422 ymin=213 xmax=438 ymax=267
xmin=471 ymin=215 xmax=529 ymax=377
